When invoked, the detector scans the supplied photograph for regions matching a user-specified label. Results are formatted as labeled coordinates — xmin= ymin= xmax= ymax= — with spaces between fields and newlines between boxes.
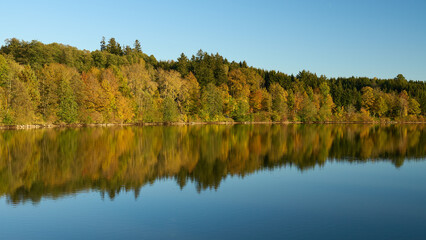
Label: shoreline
xmin=1 ymin=120 xmax=425 ymax=130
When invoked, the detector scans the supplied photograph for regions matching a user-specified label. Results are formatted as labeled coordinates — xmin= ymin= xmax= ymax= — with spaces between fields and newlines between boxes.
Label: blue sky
xmin=1 ymin=0 xmax=425 ymax=80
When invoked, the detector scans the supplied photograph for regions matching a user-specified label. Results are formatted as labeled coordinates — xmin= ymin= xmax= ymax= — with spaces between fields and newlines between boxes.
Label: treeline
xmin=1 ymin=124 xmax=425 ymax=204
xmin=0 ymin=37 xmax=425 ymax=125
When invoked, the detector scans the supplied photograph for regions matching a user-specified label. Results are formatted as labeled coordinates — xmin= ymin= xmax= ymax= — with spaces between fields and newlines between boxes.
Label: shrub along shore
xmin=1 ymin=120 xmax=425 ymax=130
xmin=0 ymin=38 xmax=425 ymax=126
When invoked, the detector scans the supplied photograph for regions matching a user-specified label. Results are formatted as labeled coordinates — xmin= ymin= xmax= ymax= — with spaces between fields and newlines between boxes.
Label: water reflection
xmin=0 ymin=124 xmax=425 ymax=204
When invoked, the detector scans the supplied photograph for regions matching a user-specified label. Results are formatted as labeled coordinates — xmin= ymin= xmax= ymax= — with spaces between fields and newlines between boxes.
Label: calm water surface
xmin=0 ymin=124 xmax=425 ymax=239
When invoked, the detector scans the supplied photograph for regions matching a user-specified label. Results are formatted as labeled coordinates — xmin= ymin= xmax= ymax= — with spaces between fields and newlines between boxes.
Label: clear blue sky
xmin=1 ymin=0 xmax=425 ymax=80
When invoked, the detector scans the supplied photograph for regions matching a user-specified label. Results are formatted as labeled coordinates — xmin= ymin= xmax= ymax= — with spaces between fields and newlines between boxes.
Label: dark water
xmin=1 ymin=124 xmax=426 ymax=239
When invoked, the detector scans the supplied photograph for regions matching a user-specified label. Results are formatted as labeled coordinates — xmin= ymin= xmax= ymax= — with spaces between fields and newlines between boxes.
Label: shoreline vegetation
xmin=1 ymin=38 xmax=425 ymax=127
xmin=1 ymin=120 xmax=425 ymax=130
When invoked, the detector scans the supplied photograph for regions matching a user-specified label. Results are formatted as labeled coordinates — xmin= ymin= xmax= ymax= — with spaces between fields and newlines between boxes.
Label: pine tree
xmin=100 ymin=36 xmax=106 ymax=51
xmin=106 ymin=38 xmax=123 ymax=55
xmin=134 ymin=40 xmax=142 ymax=53
xmin=177 ymin=53 xmax=189 ymax=76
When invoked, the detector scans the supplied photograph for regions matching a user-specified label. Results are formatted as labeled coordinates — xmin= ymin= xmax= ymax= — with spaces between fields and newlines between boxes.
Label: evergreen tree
xmin=134 ymin=40 xmax=142 ymax=53
xmin=177 ymin=53 xmax=189 ymax=76
xmin=106 ymin=38 xmax=123 ymax=55
xmin=100 ymin=36 xmax=106 ymax=51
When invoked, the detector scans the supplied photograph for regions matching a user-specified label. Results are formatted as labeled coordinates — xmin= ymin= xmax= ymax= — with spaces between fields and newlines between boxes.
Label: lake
xmin=1 ymin=124 xmax=425 ymax=239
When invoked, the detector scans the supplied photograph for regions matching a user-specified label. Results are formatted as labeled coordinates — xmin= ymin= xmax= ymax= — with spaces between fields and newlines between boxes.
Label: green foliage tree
xmin=162 ymin=95 xmax=179 ymax=122
xmin=19 ymin=65 xmax=40 ymax=111
xmin=269 ymin=82 xmax=287 ymax=121
xmin=317 ymin=82 xmax=334 ymax=121
xmin=398 ymin=90 xmax=409 ymax=117
xmin=373 ymin=96 xmax=388 ymax=117
xmin=299 ymin=92 xmax=317 ymax=122
xmin=232 ymin=99 xmax=250 ymax=121
xmin=0 ymin=55 xmax=10 ymax=87
xmin=408 ymin=98 xmax=421 ymax=116
xmin=58 ymin=78 xmax=78 ymax=123
xmin=10 ymin=77 xmax=34 ymax=124
xmin=201 ymin=83 xmax=223 ymax=121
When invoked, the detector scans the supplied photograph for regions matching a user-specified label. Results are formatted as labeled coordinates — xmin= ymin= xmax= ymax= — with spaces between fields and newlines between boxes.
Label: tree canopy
xmin=0 ymin=38 xmax=425 ymax=125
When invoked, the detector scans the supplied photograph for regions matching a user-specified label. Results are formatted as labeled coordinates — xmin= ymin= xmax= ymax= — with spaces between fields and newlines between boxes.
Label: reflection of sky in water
xmin=1 ymin=161 xmax=426 ymax=240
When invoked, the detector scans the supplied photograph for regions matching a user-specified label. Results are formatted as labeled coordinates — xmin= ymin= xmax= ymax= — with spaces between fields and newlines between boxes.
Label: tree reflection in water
xmin=0 ymin=124 xmax=425 ymax=204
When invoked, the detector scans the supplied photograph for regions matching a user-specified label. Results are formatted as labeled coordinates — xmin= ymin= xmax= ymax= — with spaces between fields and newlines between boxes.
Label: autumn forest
xmin=0 ymin=38 xmax=425 ymax=125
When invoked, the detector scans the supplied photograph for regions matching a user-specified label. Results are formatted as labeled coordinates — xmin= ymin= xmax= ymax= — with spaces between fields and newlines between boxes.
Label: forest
xmin=0 ymin=37 xmax=425 ymax=125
